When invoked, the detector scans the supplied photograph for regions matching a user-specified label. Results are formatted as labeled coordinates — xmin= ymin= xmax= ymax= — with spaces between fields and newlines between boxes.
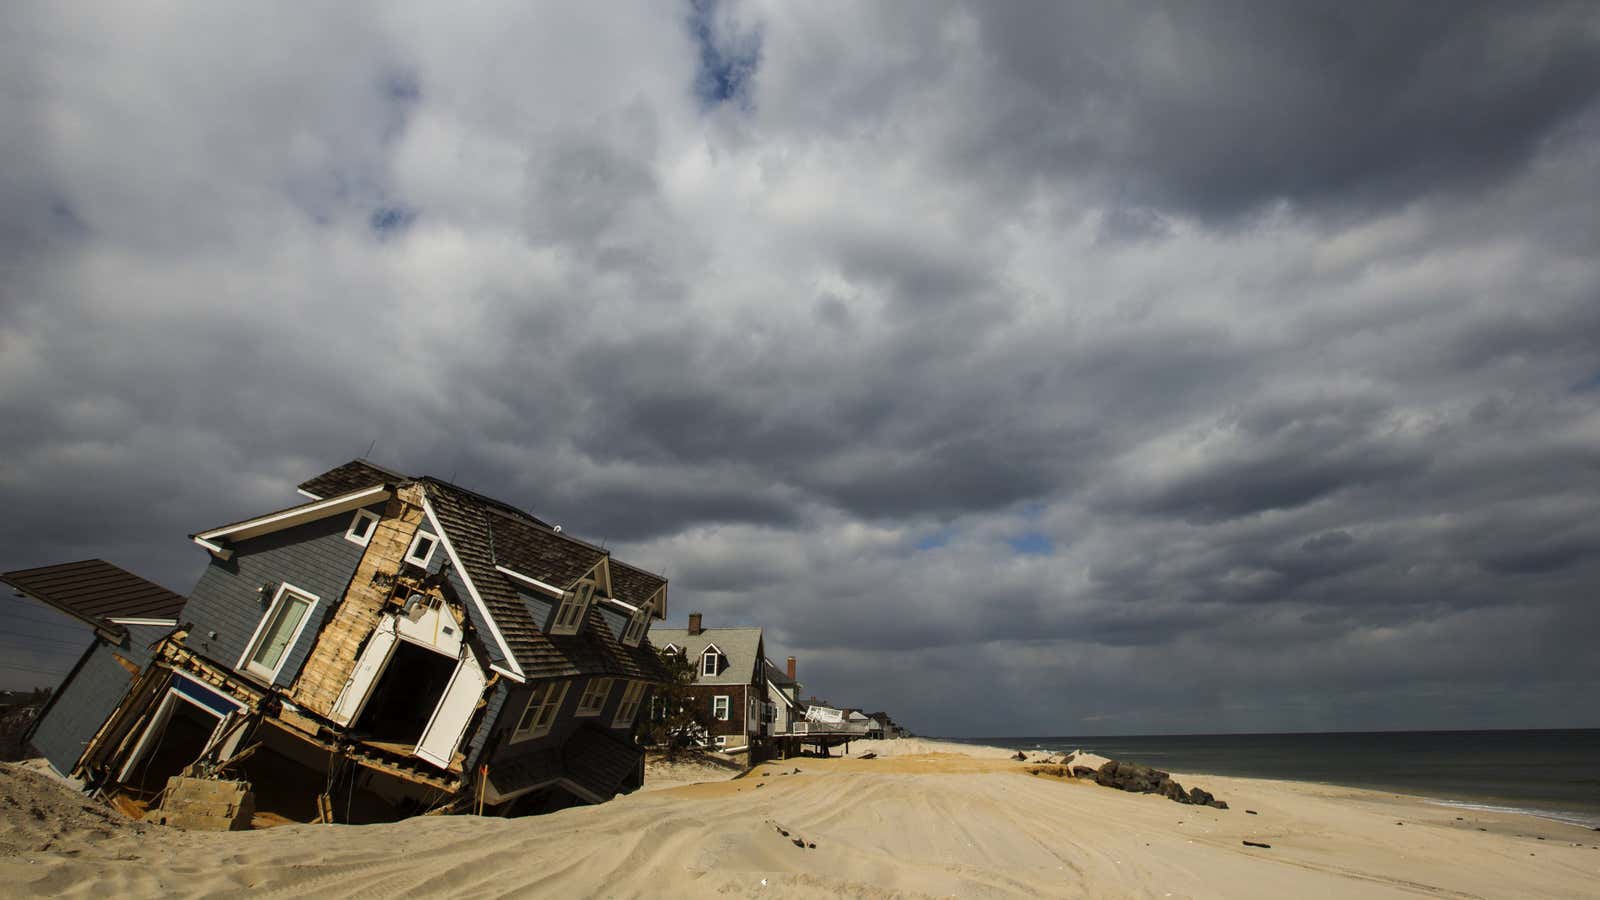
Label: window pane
xmin=252 ymin=594 xmax=310 ymax=671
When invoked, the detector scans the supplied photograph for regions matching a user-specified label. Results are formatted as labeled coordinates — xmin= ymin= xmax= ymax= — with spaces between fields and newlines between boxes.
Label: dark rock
xmin=1242 ymin=840 xmax=1271 ymax=849
xmin=1061 ymin=754 xmax=1075 ymax=767
xmin=1210 ymin=800 xmax=1229 ymax=810
xmin=859 ymin=752 xmax=877 ymax=760
xmin=792 ymin=838 xmax=805 ymax=848
xmin=1246 ymin=810 xmax=1258 ymax=815
xmin=1162 ymin=780 xmax=1191 ymax=803
xmin=807 ymin=842 xmax=816 ymax=849
xmin=1187 ymin=787 xmax=1214 ymax=807
xmin=1012 ymin=751 xmax=1028 ymax=761
xmin=1095 ymin=760 xmax=1171 ymax=793
xmin=1072 ymin=766 xmax=1098 ymax=779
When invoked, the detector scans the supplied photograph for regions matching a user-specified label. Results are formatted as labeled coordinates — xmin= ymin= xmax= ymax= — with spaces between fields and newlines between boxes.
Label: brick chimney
xmin=786 ymin=656 xmax=796 ymax=680
xmin=688 ymin=612 xmax=703 ymax=635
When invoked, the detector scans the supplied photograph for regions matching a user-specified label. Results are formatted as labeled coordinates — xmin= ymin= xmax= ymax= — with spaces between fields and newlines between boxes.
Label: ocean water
xmin=946 ymin=729 xmax=1600 ymax=829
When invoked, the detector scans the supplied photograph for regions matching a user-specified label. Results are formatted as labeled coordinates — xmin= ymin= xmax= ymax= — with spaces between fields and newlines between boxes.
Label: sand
xmin=3 ymin=742 xmax=1597 ymax=898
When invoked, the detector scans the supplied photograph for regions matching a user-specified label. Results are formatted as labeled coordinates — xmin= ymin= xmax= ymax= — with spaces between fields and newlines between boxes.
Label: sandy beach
xmin=4 ymin=740 xmax=1597 ymax=898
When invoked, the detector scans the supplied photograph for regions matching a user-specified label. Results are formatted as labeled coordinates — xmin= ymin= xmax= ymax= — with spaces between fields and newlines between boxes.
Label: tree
xmin=645 ymin=647 xmax=710 ymax=757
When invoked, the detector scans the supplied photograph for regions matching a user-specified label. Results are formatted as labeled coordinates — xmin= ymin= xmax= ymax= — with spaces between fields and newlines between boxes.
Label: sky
xmin=2 ymin=1 xmax=1598 ymax=736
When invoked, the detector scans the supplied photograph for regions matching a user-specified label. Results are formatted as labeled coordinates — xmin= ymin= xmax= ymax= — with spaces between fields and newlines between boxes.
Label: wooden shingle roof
xmin=2 ymin=559 xmax=185 ymax=634
xmin=487 ymin=509 xmax=606 ymax=590
xmin=609 ymin=559 xmax=667 ymax=618
xmin=297 ymin=458 xmax=407 ymax=499
xmin=420 ymin=479 xmax=667 ymax=683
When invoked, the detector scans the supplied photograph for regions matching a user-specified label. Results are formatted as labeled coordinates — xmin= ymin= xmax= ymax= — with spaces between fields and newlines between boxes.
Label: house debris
xmin=5 ymin=459 xmax=670 ymax=827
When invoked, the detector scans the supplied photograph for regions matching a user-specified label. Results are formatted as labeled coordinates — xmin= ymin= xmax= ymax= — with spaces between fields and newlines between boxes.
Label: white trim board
xmin=195 ymin=485 xmax=392 ymax=546
xmin=495 ymin=565 xmax=566 ymax=598
xmin=107 ymin=617 xmax=179 ymax=627
xmin=420 ymin=489 xmax=525 ymax=683
xmin=236 ymin=583 xmax=320 ymax=683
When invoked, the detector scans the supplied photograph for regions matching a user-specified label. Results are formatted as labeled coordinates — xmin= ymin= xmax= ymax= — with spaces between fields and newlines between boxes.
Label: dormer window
xmin=619 ymin=598 xmax=651 ymax=647
xmin=551 ymin=581 xmax=594 ymax=635
xmin=702 ymin=647 xmax=721 ymax=678
xmin=620 ymin=608 xmax=649 ymax=646
xmin=405 ymin=531 xmax=439 ymax=569
xmin=345 ymin=509 xmax=380 ymax=547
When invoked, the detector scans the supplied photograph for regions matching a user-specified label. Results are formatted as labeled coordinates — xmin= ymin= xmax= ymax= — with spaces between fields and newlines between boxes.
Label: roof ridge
xmin=419 ymin=476 xmax=550 ymax=530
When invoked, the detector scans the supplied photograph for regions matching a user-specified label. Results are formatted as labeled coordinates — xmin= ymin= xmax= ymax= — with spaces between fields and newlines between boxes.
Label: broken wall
xmin=28 ymin=623 xmax=169 ymax=776
xmin=289 ymin=484 xmax=437 ymax=718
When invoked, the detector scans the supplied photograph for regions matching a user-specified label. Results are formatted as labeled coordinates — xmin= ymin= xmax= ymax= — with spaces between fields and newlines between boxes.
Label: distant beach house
xmin=4 ymin=459 xmax=670 ymax=822
xmin=652 ymin=614 xmax=768 ymax=758
xmin=763 ymin=655 xmax=807 ymax=756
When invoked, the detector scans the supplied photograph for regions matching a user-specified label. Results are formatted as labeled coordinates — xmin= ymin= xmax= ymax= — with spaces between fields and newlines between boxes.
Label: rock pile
xmin=1093 ymin=760 xmax=1229 ymax=809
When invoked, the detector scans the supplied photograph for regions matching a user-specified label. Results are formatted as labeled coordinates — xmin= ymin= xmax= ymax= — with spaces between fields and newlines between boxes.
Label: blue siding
xmin=464 ymin=679 xmax=509 ymax=771
xmin=516 ymin=589 xmax=555 ymax=632
xmin=445 ymin=569 xmax=508 ymax=668
xmin=487 ymin=673 xmax=647 ymax=765
xmin=29 ymin=624 xmax=168 ymax=776
xmin=180 ymin=504 xmax=380 ymax=686
xmin=489 ymin=678 xmax=585 ymax=765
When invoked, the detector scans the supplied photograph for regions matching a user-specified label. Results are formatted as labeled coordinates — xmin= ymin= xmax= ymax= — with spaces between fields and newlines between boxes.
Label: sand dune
xmin=4 ymin=743 xmax=1597 ymax=898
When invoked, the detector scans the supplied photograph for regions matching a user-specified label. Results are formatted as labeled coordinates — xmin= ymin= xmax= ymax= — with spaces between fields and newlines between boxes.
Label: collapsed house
xmin=3 ymin=459 xmax=670 ymax=824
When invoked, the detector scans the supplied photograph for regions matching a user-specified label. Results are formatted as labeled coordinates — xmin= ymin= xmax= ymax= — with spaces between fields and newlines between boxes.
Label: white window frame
xmin=512 ymin=680 xmax=570 ymax=742
xmin=611 ymin=680 xmax=647 ymax=728
xmin=662 ymin=643 xmax=678 ymax=654
xmin=702 ymin=648 xmax=720 ymax=678
xmin=575 ymin=677 xmax=613 ymax=717
xmin=550 ymin=581 xmax=594 ymax=635
xmin=237 ymin=583 xmax=320 ymax=682
xmin=713 ymin=694 xmax=730 ymax=721
xmin=345 ymin=509 xmax=381 ymax=547
xmin=620 ymin=607 xmax=649 ymax=646
xmin=405 ymin=530 xmax=439 ymax=569
xmin=713 ymin=735 xmax=726 ymax=748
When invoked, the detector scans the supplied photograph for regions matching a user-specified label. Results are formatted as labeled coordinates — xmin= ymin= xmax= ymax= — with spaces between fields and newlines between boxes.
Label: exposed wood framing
xmin=289 ymin=484 xmax=433 ymax=717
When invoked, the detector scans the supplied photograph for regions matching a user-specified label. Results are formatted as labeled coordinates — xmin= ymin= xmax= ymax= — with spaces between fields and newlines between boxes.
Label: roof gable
xmin=646 ymin=626 xmax=762 ymax=685
xmin=193 ymin=484 xmax=392 ymax=556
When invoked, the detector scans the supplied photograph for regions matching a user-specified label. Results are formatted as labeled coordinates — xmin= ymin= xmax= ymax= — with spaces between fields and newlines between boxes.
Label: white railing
xmin=782 ymin=719 xmax=871 ymax=736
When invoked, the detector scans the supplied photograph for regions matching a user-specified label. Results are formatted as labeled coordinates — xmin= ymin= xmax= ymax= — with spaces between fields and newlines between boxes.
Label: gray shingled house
xmin=9 ymin=460 xmax=670 ymax=822
xmin=651 ymin=614 xmax=768 ymax=758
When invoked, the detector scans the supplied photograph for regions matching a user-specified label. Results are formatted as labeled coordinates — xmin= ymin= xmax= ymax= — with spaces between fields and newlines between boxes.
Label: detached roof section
xmin=2 ymin=559 xmax=185 ymax=636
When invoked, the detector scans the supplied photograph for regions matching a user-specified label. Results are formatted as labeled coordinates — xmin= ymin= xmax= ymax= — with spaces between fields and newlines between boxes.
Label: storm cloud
xmin=2 ymin=1 xmax=1597 ymax=736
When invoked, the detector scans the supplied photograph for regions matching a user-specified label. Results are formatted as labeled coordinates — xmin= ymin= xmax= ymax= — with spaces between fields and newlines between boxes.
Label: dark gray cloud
xmin=1 ymin=1 xmax=1597 ymax=736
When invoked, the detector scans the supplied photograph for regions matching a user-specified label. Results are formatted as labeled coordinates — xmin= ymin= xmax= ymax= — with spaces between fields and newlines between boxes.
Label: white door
xmin=330 ymin=623 xmax=399 ymax=725
xmin=412 ymin=650 xmax=487 ymax=769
